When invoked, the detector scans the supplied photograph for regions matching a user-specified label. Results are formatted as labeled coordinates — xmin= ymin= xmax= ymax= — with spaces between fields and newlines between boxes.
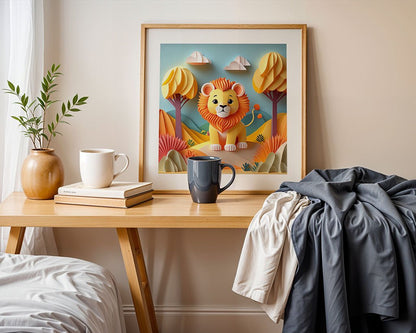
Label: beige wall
xmin=44 ymin=0 xmax=416 ymax=332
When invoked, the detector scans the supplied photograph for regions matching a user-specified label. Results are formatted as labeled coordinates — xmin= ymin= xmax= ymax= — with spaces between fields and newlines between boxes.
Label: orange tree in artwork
xmin=161 ymin=66 xmax=198 ymax=139
xmin=252 ymin=52 xmax=287 ymax=137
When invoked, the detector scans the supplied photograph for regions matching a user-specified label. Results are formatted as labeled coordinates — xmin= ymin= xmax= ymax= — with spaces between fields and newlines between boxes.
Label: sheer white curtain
xmin=0 ymin=0 xmax=57 ymax=254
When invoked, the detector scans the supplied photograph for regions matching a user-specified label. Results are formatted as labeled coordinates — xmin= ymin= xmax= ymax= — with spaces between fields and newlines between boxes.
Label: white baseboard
xmin=123 ymin=304 xmax=282 ymax=333
xmin=123 ymin=304 xmax=264 ymax=315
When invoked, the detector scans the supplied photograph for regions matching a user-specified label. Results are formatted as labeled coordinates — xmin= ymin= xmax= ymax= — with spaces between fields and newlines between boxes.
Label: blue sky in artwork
xmin=159 ymin=43 xmax=287 ymax=135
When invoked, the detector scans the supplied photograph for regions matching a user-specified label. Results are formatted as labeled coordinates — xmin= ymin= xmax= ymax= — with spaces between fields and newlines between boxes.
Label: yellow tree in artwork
xmin=252 ymin=52 xmax=287 ymax=137
xmin=161 ymin=66 xmax=198 ymax=139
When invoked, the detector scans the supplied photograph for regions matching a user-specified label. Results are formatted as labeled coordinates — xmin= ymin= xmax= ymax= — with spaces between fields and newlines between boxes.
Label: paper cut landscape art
xmin=158 ymin=43 xmax=287 ymax=174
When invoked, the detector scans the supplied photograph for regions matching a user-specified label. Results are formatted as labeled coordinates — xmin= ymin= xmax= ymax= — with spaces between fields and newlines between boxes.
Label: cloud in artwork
xmin=224 ymin=56 xmax=251 ymax=71
xmin=186 ymin=51 xmax=211 ymax=65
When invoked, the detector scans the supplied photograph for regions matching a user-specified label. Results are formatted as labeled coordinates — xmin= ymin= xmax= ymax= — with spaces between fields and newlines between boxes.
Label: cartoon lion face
xmin=206 ymin=88 xmax=240 ymax=118
xmin=198 ymin=78 xmax=250 ymax=133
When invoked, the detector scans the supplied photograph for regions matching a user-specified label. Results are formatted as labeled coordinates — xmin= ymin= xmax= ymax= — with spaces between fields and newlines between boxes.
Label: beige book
xmin=54 ymin=190 xmax=153 ymax=208
xmin=58 ymin=181 xmax=153 ymax=198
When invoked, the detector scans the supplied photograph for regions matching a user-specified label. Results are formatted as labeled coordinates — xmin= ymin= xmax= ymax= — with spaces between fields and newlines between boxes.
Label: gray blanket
xmin=279 ymin=167 xmax=416 ymax=333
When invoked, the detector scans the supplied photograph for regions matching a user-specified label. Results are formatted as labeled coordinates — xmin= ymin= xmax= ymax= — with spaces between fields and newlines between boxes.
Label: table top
xmin=0 ymin=192 xmax=267 ymax=228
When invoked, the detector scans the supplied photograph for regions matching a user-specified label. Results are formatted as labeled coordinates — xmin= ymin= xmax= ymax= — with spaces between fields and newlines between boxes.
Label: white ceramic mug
xmin=80 ymin=149 xmax=129 ymax=188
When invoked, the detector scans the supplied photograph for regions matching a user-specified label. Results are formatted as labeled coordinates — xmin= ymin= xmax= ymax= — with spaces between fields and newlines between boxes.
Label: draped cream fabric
xmin=233 ymin=191 xmax=309 ymax=323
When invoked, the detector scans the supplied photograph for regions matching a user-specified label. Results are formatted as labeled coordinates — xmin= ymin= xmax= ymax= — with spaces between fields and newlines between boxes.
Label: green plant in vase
xmin=4 ymin=64 xmax=88 ymax=149
xmin=3 ymin=64 xmax=88 ymax=199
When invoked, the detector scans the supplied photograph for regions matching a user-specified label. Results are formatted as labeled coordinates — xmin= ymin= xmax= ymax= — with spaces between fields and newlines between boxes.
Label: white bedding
xmin=0 ymin=253 xmax=126 ymax=333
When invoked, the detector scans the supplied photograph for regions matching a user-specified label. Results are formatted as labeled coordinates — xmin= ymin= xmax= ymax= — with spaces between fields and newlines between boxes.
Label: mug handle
xmin=219 ymin=163 xmax=236 ymax=194
xmin=113 ymin=153 xmax=129 ymax=180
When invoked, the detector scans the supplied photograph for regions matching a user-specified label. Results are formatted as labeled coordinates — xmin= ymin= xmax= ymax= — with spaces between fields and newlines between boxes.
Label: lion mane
xmin=197 ymin=78 xmax=250 ymax=133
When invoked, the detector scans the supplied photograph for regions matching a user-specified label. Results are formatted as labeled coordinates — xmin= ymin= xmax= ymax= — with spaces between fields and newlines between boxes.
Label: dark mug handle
xmin=219 ymin=163 xmax=236 ymax=194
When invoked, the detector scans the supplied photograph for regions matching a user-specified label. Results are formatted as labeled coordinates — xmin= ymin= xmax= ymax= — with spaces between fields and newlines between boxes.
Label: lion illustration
xmin=198 ymin=78 xmax=250 ymax=152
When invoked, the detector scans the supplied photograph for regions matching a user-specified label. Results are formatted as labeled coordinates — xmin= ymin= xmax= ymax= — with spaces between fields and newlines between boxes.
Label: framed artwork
xmin=139 ymin=24 xmax=306 ymax=193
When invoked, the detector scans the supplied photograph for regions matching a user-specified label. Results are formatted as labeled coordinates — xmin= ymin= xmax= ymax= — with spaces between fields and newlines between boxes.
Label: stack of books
xmin=54 ymin=181 xmax=153 ymax=208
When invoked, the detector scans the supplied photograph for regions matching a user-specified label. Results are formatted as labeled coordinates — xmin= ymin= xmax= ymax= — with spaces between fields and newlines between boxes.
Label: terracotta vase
xmin=21 ymin=148 xmax=64 ymax=200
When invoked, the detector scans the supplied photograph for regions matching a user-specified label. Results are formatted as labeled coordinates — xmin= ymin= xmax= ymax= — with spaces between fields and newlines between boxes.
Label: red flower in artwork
xmin=159 ymin=134 xmax=188 ymax=161
xmin=254 ymin=104 xmax=260 ymax=110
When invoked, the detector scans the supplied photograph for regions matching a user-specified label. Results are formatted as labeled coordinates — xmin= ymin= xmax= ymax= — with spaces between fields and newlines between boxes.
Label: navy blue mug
xmin=187 ymin=156 xmax=236 ymax=203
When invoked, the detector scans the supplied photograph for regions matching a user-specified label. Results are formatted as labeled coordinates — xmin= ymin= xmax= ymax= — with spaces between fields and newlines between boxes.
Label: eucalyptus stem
xmin=3 ymin=64 xmax=88 ymax=149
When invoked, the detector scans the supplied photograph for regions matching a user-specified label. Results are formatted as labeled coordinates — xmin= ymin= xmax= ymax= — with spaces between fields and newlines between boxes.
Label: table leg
xmin=117 ymin=228 xmax=158 ymax=333
xmin=5 ymin=226 xmax=26 ymax=254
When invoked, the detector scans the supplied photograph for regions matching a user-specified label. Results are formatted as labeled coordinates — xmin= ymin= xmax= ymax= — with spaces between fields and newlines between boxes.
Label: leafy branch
xmin=3 ymin=64 xmax=88 ymax=149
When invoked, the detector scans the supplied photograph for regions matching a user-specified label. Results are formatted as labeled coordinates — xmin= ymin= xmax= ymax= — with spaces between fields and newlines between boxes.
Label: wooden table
xmin=0 ymin=192 xmax=266 ymax=333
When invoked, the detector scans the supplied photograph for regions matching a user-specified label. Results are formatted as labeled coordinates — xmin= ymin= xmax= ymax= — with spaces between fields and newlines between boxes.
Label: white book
xmin=58 ymin=181 xmax=153 ymax=198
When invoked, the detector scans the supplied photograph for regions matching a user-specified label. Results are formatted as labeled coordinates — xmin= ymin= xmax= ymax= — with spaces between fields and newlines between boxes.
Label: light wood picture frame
xmin=139 ymin=24 xmax=307 ymax=193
